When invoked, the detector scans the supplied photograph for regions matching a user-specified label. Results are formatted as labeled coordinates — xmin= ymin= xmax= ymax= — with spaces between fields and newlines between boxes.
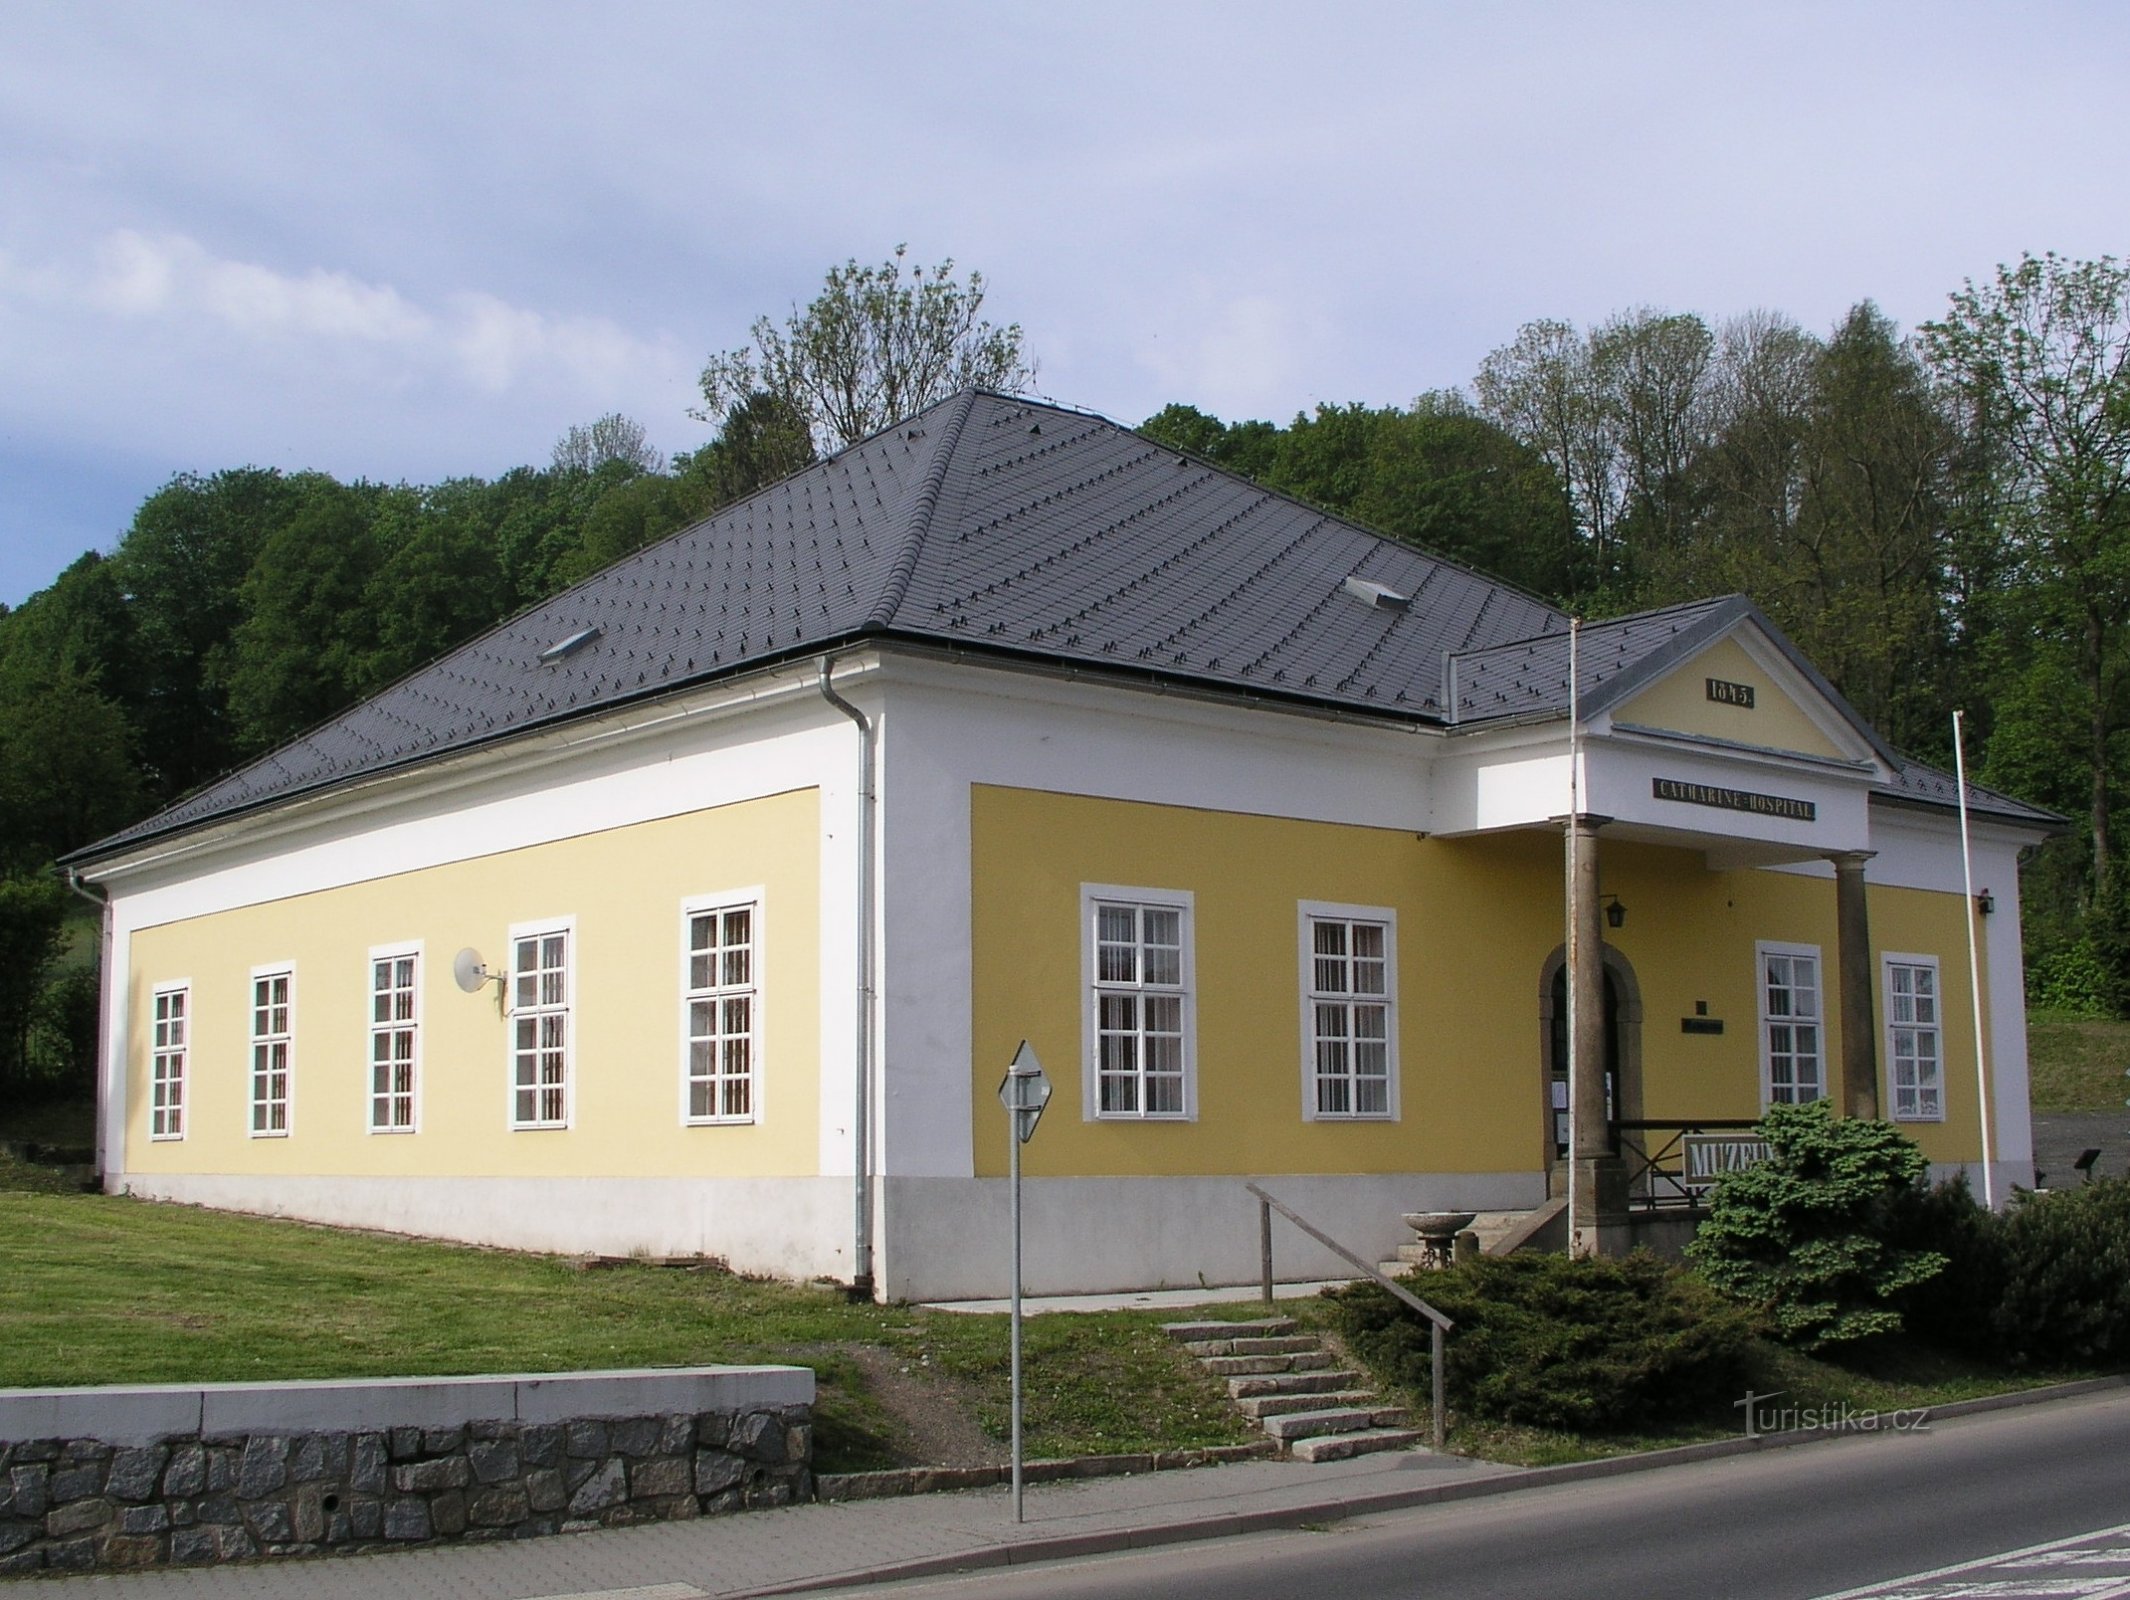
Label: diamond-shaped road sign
xmin=997 ymin=1040 xmax=1052 ymax=1144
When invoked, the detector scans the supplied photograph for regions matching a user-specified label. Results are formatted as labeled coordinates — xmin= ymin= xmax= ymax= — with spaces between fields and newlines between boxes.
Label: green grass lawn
xmin=2028 ymin=1010 xmax=2130 ymax=1113
xmin=0 ymin=1187 xmax=1251 ymax=1472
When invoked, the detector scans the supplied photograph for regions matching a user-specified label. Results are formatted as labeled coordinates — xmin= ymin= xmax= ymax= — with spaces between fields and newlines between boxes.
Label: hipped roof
xmin=73 ymin=390 xmax=2054 ymax=861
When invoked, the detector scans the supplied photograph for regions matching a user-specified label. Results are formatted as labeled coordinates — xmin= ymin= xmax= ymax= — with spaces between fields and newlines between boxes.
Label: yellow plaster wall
xmin=1615 ymin=635 xmax=1846 ymax=759
xmin=1598 ymin=842 xmax=1985 ymax=1166
xmin=124 ymin=788 xmax=821 ymax=1178
xmin=970 ymin=785 xmax=1986 ymax=1178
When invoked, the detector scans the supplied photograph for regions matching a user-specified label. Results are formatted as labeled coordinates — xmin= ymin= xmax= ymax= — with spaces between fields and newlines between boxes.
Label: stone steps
xmin=1183 ymin=1334 xmax=1320 ymax=1358
xmin=1199 ymin=1350 xmax=1334 ymax=1377
xmin=1163 ymin=1319 xmax=1428 ymax=1464
xmin=1236 ymin=1388 xmax=1380 ymax=1420
xmin=1226 ymin=1368 xmax=1363 ymax=1400
xmin=1162 ymin=1318 xmax=1296 ymax=1342
xmin=1260 ymin=1405 xmax=1410 ymax=1442
xmin=1291 ymin=1427 xmax=1430 ymax=1463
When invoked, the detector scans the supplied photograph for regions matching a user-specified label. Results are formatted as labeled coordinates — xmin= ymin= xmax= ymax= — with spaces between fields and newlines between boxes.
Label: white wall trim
xmin=1078 ymin=883 xmax=1198 ymax=1123
xmin=678 ymin=887 xmax=767 ymax=1129
xmin=245 ymin=961 xmax=296 ymax=1141
xmin=1880 ymin=950 xmax=1947 ymax=1124
xmin=504 ymin=916 xmax=577 ymax=1133
xmin=1755 ymin=939 xmax=1826 ymax=1110
xmin=364 ymin=941 xmax=424 ymax=1137
xmin=1294 ymin=899 xmax=1401 ymax=1123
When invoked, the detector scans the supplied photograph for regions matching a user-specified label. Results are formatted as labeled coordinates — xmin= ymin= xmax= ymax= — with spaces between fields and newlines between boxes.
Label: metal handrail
xmin=1613 ymin=1119 xmax=1766 ymax=1210
xmin=1244 ymin=1182 xmax=1452 ymax=1450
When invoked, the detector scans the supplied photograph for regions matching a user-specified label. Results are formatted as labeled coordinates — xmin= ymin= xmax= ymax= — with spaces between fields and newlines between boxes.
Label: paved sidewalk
xmin=19 ymin=1449 xmax=1519 ymax=1600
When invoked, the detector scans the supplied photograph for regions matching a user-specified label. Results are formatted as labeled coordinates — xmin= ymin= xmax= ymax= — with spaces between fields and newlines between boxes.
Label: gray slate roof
xmin=74 ymin=389 xmax=2055 ymax=861
xmin=1880 ymin=757 xmax=2062 ymax=828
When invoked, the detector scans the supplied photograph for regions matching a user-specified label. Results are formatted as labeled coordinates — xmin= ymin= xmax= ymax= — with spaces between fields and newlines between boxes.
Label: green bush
xmin=1324 ymin=1251 xmax=1759 ymax=1432
xmin=1687 ymin=1102 xmax=1945 ymax=1350
xmin=1883 ymin=1174 xmax=2009 ymax=1357
xmin=1994 ymin=1178 xmax=2130 ymax=1365
xmin=2027 ymin=941 xmax=2119 ymax=1018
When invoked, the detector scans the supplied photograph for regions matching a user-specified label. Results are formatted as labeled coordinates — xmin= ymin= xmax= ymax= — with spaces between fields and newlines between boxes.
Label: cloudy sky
xmin=3 ymin=1 xmax=2125 ymax=605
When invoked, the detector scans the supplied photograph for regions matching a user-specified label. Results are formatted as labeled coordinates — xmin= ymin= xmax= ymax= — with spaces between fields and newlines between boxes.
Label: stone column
xmin=1564 ymin=813 xmax=1627 ymax=1256
xmin=1830 ymin=850 xmax=1879 ymax=1120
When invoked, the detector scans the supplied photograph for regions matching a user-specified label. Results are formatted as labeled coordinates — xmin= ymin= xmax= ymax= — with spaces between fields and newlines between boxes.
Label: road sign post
xmin=997 ymin=1040 xmax=1051 ymax=1524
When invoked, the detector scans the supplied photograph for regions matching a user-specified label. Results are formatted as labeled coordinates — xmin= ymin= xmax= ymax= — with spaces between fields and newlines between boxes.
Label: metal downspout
xmin=63 ymin=869 xmax=112 ymax=1186
xmin=817 ymin=657 xmax=878 ymax=1300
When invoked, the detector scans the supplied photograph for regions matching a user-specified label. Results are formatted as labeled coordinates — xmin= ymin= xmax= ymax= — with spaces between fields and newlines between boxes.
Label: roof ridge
xmin=868 ymin=389 xmax=979 ymax=629
xmin=1447 ymin=594 xmax=1738 ymax=663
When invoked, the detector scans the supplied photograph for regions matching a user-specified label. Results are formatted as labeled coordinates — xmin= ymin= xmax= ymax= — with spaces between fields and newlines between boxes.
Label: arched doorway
xmin=1537 ymin=945 xmax=1644 ymax=1183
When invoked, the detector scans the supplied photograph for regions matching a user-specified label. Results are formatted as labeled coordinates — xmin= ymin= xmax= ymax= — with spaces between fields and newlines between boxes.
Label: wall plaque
xmin=1705 ymin=677 xmax=1756 ymax=708
xmin=1653 ymin=777 xmax=1815 ymax=822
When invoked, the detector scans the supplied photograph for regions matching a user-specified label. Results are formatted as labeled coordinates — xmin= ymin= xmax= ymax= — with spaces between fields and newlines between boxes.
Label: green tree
xmin=362 ymin=477 xmax=517 ymax=686
xmin=1920 ymin=254 xmax=2130 ymax=897
xmin=0 ymin=665 xmax=145 ymax=869
xmin=675 ymin=391 xmax=817 ymax=510
xmin=0 ymin=873 xmax=67 ymax=1100
xmin=214 ymin=478 xmax=387 ymax=752
xmin=1137 ymin=404 xmax=1281 ymax=479
xmin=551 ymin=412 xmax=664 ymax=475
xmin=697 ymin=246 xmax=1035 ymax=453
xmin=113 ymin=468 xmax=303 ymax=798
xmin=1140 ymin=399 xmax=1578 ymax=598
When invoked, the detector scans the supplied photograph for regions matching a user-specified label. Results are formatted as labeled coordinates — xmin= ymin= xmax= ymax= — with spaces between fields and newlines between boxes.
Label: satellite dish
xmin=453 ymin=948 xmax=493 ymax=994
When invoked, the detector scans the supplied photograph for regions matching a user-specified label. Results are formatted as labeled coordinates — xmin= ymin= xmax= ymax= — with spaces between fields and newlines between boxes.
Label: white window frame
xmin=680 ymin=890 xmax=763 ymax=1126
xmin=368 ymin=943 xmax=422 ymax=1135
xmin=1757 ymin=941 xmax=1825 ymax=1108
xmin=150 ymin=981 xmax=190 ymax=1141
xmin=508 ymin=918 xmax=575 ymax=1131
xmin=1883 ymin=952 xmax=1946 ymax=1123
xmin=1080 ymin=883 xmax=1197 ymax=1121
xmin=1297 ymin=901 xmax=1400 ymax=1122
xmin=248 ymin=963 xmax=295 ymax=1138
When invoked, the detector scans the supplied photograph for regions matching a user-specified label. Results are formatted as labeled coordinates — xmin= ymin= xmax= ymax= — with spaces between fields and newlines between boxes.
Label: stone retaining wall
xmin=0 ymin=1366 xmax=812 ymax=1575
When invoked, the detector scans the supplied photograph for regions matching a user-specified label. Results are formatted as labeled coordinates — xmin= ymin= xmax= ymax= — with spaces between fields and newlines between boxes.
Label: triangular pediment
xmin=1600 ymin=617 xmax=1888 ymax=771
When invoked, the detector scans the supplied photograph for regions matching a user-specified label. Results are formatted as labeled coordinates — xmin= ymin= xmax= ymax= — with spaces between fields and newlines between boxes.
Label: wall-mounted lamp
xmin=1976 ymin=889 xmax=1996 ymax=917
xmin=1600 ymin=894 xmax=1627 ymax=930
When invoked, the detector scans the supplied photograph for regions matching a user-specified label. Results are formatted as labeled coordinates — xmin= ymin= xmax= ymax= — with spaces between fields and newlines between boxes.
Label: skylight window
xmin=538 ymin=626 xmax=603 ymax=664
xmin=1342 ymin=576 xmax=1410 ymax=611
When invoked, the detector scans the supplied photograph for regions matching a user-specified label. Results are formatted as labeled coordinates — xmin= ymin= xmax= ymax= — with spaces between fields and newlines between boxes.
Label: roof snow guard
xmin=70 ymin=390 xmax=2056 ymax=862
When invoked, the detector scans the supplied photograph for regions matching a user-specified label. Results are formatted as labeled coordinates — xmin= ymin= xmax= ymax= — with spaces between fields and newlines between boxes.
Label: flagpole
xmin=1566 ymin=618 xmax=1581 ymax=1256
xmin=1951 ymin=711 xmax=1996 ymax=1209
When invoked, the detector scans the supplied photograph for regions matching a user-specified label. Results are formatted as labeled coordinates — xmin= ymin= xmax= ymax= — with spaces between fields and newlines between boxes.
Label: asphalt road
xmin=847 ymin=1389 xmax=2130 ymax=1600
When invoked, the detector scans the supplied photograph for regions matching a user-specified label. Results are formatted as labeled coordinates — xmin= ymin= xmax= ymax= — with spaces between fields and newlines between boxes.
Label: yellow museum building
xmin=67 ymin=392 xmax=2054 ymax=1300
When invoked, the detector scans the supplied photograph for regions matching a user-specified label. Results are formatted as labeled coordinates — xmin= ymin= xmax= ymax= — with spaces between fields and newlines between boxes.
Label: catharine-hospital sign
xmin=1653 ymin=777 xmax=1816 ymax=823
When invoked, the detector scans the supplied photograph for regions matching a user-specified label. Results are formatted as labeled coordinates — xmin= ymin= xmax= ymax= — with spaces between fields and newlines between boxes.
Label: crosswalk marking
xmin=1812 ymin=1524 xmax=2130 ymax=1600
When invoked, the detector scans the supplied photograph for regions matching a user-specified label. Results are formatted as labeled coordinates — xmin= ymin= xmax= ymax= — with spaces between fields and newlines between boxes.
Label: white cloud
xmin=449 ymin=290 xmax=658 ymax=396
xmin=86 ymin=230 xmax=178 ymax=316
xmin=15 ymin=228 xmax=679 ymax=400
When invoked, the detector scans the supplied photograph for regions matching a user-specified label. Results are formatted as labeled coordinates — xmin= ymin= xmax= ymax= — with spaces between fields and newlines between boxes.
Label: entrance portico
xmin=1432 ymin=600 xmax=1966 ymax=1250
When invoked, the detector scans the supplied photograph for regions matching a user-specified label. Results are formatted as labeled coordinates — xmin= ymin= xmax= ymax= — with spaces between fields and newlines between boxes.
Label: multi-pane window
xmin=685 ymin=900 xmax=758 ymax=1123
xmin=369 ymin=949 xmax=419 ymax=1133
xmin=1759 ymin=944 xmax=1823 ymax=1106
xmin=151 ymin=985 xmax=188 ymax=1140
xmin=1303 ymin=907 xmax=1396 ymax=1119
xmin=1886 ymin=956 xmax=1944 ymax=1122
xmin=512 ymin=926 xmax=571 ymax=1128
xmin=249 ymin=968 xmax=293 ymax=1136
xmin=1087 ymin=890 xmax=1192 ymax=1118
